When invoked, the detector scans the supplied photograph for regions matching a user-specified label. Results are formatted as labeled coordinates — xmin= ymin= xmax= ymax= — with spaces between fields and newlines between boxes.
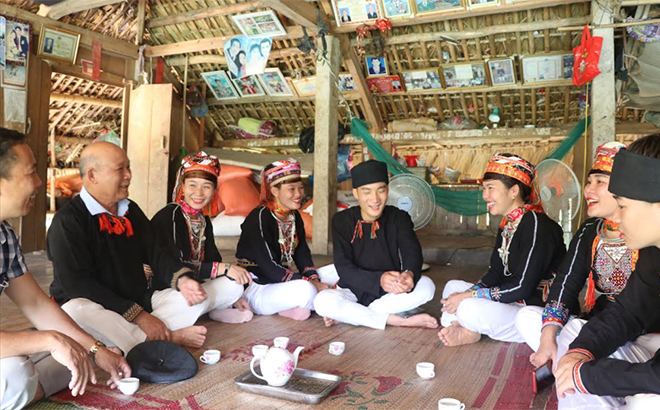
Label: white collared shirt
xmin=79 ymin=186 xmax=129 ymax=217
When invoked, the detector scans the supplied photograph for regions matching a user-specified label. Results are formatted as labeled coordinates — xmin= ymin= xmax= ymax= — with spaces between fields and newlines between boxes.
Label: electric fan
xmin=387 ymin=174 xmax=436 ymax=230
xmin=535 ymin=159 xmax=582 ymax=242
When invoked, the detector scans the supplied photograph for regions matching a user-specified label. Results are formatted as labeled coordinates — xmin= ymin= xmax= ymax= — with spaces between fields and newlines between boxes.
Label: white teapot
xmin=250 ymin=345 xmax=304 ymax=386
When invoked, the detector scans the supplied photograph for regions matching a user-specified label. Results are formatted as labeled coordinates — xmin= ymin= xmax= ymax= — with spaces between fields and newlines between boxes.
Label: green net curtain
xmin=350 ymin=116 xmax=591 ymax=216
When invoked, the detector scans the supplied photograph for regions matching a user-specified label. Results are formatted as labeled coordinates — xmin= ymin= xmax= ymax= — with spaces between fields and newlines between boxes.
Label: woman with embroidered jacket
xmin=235 ymin=159 xmax=336 ymax=320
xmin=515 ymin=142 xmax=651 ymax=369
xmin=553 ymin=134 xmax=660 ymax=409
xmin=438 ymin=153 xmax=566 ymax=347
xmin=151 ymin=152 xmax=254 ymax=324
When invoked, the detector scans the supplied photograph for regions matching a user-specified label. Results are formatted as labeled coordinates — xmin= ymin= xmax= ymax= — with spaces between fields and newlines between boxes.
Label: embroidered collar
xmin=175 ymin=198 xmax=202 ymax=216
xmin=80 ymin=187 xmax=129 ymax=217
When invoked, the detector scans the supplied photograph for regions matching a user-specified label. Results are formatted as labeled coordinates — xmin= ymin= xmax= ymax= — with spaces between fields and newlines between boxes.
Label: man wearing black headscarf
xmin=314 ymin=160 xmax=438 ymax=330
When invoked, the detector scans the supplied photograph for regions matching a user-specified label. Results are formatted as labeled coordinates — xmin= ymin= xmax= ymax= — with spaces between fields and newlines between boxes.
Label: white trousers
xmin=0 ymin=352 xmax=71 ymax=410
xmin=62 ymin=276 xmax=243 ymax=354
xmin=440 ymin=279 xmax=525 ymax=343
xmin=243 ymin=264 xmax=339 ymax=316
xmin=515 ymin=305 xmax=549 ymax=352
xmin=313 ymin=269 xmax=436 ymax=330
xmin=556 ymin=318 xmax=660 ymax=410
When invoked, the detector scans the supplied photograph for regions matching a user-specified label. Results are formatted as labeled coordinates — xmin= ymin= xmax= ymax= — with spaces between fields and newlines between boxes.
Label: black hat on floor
xmin=126 ymin=340 xmax=198 ymax=384
xmin=351 ymin=160 xmax=389 ymax=189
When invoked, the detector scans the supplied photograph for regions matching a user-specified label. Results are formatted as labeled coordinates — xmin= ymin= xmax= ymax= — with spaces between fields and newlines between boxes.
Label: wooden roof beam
xmin=50 ymin=93 xmax=122 ymax=108
xmin=165 ymin=47 xmax=304 ymax=66
xmin=352 ymin=16 xmax=589 ymax=46
xmin=262 ymin=0 xmax=320 ymax=31
xmin=146 ymin=1 xmax=262 ymax=29
xmin=334 ymin=0 xmax=588 ymax=33
xmin=37 ymin=0 xmax=125 ymax=21
xmin=145 ymin=26 xmax=305 ymax=58
xmin=206 ymin=92 xmax=361 ymax=107
xmin=3 ymin=4 xmax=139 ymax=59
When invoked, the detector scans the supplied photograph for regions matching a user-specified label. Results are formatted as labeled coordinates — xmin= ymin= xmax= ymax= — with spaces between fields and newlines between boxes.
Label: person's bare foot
xmin=323 ymin=317 xmax=336 ymax=327
xmin=438 ymin=323 xmax=480 ymax=347
xmin=209 ymin=307 xmax=254 ymax=323
xmin=387 ymin=313 xmax=439 ymax=328
xmin=172 ymin=325 xmax=207 ymax=348
xmin=278 ymin=307 xmax=311 ymax=321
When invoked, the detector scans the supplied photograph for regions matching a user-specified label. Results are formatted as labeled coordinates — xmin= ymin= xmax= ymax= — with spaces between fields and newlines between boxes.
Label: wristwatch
xmin=89 ymin=340 xmax=106 ymax=356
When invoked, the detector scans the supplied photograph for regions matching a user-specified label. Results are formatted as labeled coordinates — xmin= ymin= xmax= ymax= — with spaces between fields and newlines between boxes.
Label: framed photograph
xmin=332 ymin=0 xmax=381 ymax=27
xmin=380 ymin=0 xmax=413 ymax=19
xmin=232 ymin=74 xmax=266 ymax=98
xmin=338 ymin=73 xmax=358 ymax=92
xmin=401 ymin=69 xmax=443 ymax=91
xmin=1 ymin=62 xmax=27 ymax=88
xmin=259 ymin=68 xmax=295 ymax=96
xmin=5 ymin=19 xmax=30 ymax=65
xmin=232 ymin=11 xmax=286 ymax=38
xmin=365 ymin=55 xmax=388 ymax=77
xmin=521 ymin=53 xmax=574 ymax=85
xmin=467 ymin=0 xmax=500 ymax=8
xmin=202 ymin=71 xmax=239 ymax=100
xmin=1 ymin=16 xmax=6 ymax=70
xmin=38 ymin=25 xmax=80 ymax=64
xmin=366 ymin=75 xmax=403 ymax=93
xmin=291 ymin=76 xmax=317 ymax=97
xmin=81 ymin=59 xmax=94 ymax=76
xmin=442 ymin=62 xmax=488 ymax=89
xmin=413 ymin=0 xmax=464 ymax=15
xmin=487 ymin=58 xmax=516 ymax=87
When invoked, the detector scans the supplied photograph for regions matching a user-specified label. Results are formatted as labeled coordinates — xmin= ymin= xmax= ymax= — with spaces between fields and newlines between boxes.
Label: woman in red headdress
xmin=515 ymin=142 xmax=652 ymax=374
xmin=151 ymin=152 xmax=254 ymax=324
xmin=438 ymin=153 xmax=566 ymax=347
xmin=235 ymin=159 xmax=336 ymax=320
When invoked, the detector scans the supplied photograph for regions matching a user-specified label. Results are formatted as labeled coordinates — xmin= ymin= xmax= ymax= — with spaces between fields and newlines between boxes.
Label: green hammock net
xmin=349 ymin=116 xmax=591 ymax=216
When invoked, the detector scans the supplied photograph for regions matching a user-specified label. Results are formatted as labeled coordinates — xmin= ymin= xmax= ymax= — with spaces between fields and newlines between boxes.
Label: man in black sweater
xmin=314 ymin=160 xmax=438 ymax=330
xmin=555 ymin=134 xmax=660 ymax=409
xmin=48 ymin=142 xmax=242 ymax=354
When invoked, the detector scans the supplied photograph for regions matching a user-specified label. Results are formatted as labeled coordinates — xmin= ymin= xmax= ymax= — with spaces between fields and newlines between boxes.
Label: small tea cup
xmin=438 ymin=398 xmax=465 ymax=410
xmin=200 ymin=349 xmax=221 ymax=364
xmin=273 ymin=337 xmax=289 ymax=349
xmin=328 ymin=341 xmax=345 ymax=356
xmin=252 ymin=344 xmax=269 ymax=358
xmin=116 ymin=377 xmax=139 ymax=395
xmin=416 ymin=362 xmax=435 ymax=379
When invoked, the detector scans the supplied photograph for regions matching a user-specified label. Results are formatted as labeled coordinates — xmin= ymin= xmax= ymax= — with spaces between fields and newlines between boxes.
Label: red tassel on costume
xmin=98 ymin=213 xmax=134 ymax=237
xmin=584 ymin=271 xmax=596 ymax=312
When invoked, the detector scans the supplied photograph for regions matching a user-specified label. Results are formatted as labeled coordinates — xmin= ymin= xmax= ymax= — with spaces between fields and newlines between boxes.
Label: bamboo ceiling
xmin=48 ymin=73 xmax=123 ymax=164
xmin=5 ymin=0 xmax=649 ymax=145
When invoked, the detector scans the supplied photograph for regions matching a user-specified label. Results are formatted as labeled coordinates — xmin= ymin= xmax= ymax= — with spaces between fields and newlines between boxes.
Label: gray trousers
xmin=0 ymin=352 xmax=71 ymax=410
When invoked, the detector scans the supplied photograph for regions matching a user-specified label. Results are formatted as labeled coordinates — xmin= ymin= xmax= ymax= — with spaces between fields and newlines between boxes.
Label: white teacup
xmin=252 ymin=344 xmax=269 ymax=358
xmin=416 ymin=362 xmax=435 ymax=379
xmin=328 ymin=341 xmax=345 ymax=355
xmin=273 ymin=337 xmax=289 ymax=349
xmin=200 ymin=349 xmax=221 ymax=364
xmin=438 ymin=398 xmax=465 ymax=410
xmin=116 ymin=377 xmax=139 ymax=395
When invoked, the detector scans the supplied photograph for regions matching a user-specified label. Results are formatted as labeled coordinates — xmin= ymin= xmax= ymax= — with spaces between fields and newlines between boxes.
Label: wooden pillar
xmin=312 ymin=36 xmax=341 ymax=255
xmin=590 ymin=0 xmax=616 ymax=157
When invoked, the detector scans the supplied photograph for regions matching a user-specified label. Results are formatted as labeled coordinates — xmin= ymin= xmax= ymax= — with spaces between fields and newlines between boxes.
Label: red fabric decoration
xmin=98 ymin=213 xmax=134 ymax=237
xmin=573 ymin=25 xmax=603 ymax=86
xmin=92 ymin=40 xmax=102 ymax=81
xmin=155 ymin=58 xmax=164 ymax=84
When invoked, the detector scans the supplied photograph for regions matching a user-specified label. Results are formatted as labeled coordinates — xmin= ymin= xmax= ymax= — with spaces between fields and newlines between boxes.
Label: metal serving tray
xmin=234 ymin=367 xmax=343 ymax=404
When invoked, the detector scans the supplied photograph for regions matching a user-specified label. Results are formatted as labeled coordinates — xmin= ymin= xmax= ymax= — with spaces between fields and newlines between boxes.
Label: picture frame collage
xmin=331 ymin=0 xmax=504 ymax=26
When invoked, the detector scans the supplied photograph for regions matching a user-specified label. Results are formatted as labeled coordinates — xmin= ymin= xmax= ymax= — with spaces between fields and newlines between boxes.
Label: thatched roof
xmin=5 ymin=0 xmax=653 ymax=154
